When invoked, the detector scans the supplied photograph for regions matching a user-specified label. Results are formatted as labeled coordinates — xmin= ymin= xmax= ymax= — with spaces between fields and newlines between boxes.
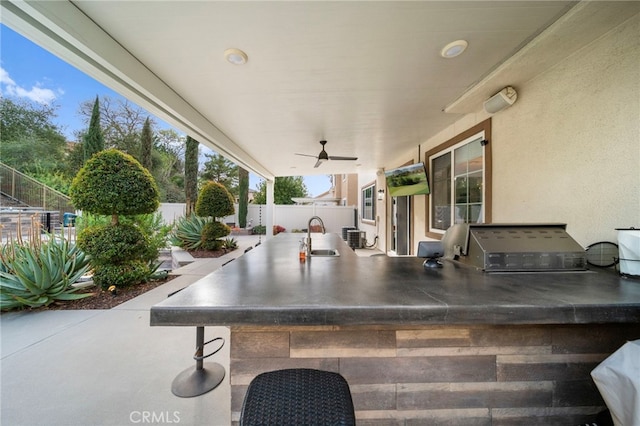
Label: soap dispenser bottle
xmin=299 ymin=239 xmax=307 ymax=262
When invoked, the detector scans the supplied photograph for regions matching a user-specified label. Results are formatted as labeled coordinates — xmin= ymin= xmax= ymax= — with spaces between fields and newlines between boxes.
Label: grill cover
xmin=445 ymin=224 xmax=587 ymax=272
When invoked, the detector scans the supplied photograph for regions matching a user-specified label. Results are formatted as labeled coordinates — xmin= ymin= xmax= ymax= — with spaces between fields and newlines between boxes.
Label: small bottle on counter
xmin=299 ymin=239 xmax=307 ymax=262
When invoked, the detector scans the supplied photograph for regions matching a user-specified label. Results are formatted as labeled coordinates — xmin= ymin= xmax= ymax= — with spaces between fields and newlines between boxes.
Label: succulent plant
xmin=170 ymin=214 xmax=209 ymax=250
xmin=222 ymin=237 xmax=238 ymax=250
xmin=0 ymin=238 xmax=92 ymax=310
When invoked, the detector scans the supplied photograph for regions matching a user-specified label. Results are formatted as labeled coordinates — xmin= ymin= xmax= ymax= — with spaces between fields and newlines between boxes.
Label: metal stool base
xmin=171 ymin=362 xmax=225 ymax=398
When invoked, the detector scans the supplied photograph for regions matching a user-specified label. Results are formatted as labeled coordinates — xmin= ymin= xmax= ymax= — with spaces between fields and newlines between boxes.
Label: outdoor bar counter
xmin=151 ymin=233 xmax=640 ymax=425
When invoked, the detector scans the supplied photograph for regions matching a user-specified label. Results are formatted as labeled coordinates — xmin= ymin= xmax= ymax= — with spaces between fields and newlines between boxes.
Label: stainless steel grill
xmin=442 ymin=224 xmax=587 ymax=272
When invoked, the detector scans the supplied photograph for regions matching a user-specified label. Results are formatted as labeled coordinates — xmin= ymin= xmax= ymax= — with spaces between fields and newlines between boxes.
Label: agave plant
xmin=222 ymin=237 xmax=238 ymax=250
xmin=0 ymin=237 xmax=92 ymax=310
xmin=170 ymin=214 xmax=209 ymax=250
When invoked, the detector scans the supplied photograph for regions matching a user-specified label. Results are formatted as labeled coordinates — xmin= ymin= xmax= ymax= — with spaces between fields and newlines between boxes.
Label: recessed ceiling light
xmin=224 ymin=48 xmax=248 ymax=65
xmin=440 ymin=40 xmax=468 ymax=59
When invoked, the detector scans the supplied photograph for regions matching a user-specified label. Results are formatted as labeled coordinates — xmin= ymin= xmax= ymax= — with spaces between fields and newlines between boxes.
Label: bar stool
xmin=240 ymin=368 xmax=355 ymax=426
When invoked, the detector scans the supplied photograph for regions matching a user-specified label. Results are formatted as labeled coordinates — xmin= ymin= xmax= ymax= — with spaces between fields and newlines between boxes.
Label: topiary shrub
xmin=77 ymin=224 xmax=149 ymax=264
xmin=201 ymin=221 xmax=231 ymax=250
xmin=69 ymin=149 xmax=161 ymax=288
xmin=77 ymin=212 xmax=169 ymax=264
xmin=194 ymin=181 xmax=235 ymax=251
xmin=195 ymin=181 xmax=235 ymax=220
xmin=92 ymin=261 xmax=151 ymax=289
xmin=70 ymin=149 xmax=159 ymax=224
xmin=77 ymin=223 xmax=155 ymax=290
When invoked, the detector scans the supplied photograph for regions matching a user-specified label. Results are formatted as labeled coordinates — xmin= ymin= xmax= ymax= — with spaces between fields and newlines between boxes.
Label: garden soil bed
xmin=33 ymin=277 xmax=176 ymax=311
xmin=9 ymin=248 xmax=232 ymax=312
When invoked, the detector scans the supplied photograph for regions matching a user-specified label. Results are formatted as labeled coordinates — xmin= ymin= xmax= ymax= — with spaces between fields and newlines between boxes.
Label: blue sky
xmin=0 ymin=24 xmax=331 ymax=197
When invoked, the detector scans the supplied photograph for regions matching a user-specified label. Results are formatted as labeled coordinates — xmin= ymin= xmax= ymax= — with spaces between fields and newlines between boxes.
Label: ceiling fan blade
xmin=328 ymin=156 xmax=358 ymax=161
xmin=295 ymin=153 xmax=318 ymax=158
xmin=314 ymin=159 xmax=324 ymax=168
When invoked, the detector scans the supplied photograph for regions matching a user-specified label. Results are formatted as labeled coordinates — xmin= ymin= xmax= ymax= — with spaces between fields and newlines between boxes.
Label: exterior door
xmin=392 ymin=196 xmax=410 ymax=255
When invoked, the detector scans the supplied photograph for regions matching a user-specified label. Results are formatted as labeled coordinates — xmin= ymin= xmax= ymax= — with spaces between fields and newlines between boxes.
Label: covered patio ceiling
xmin=2 ymin=1 xmax=636 ymax=181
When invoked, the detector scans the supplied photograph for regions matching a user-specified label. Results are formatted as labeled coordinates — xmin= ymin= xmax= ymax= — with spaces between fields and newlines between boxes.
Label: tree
xmin=253 ymin=176 xmax=308 ymax=204
xmin=76 ymin=97 xmax=186 ymax=202
xmin=140 ymin=117 xmax=153 ymax=170
xmin=184 ymin=136 xmax=199 ymax=215
xmin=0 ymin=97 xmax=67 ymax=174
xmin=154 ymin=129 xmax=185 ymax=178
xmin=82 ymin=96 xmax=104 ymax=162
xmin=152 ymin=129 xmax=185 ymax=202
xmin=238 ymin=167 xmax=249 ymax=228
xmin=201 ymin=152 xmax=238 ymax=196
xmin=77 ymin=95 xmax=150 ymax=158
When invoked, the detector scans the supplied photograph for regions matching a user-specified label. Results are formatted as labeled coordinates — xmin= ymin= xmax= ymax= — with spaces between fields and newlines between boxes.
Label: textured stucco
xmin=492 ymin=13 xmax=639 ymax=245
xmin=417 ymin=13 xmax=639 ymax=246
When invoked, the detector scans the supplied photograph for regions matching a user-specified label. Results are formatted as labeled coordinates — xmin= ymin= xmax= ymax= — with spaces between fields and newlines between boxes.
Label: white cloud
xmin=0 ymin=67 xmax=16 ymax=86
xmin=0 ymin=66 xmax=59 ymax=105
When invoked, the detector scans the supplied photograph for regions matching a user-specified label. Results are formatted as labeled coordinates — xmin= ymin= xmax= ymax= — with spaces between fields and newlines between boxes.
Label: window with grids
xmin=426 ymin=120 xmax=491 ymax=236
xmin=361 ymin=183 xmax=375 ymax=222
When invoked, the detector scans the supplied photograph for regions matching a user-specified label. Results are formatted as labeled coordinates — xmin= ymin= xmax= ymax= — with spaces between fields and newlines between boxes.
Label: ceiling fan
xmin=295 ymin=140 xmax=358 ymax=168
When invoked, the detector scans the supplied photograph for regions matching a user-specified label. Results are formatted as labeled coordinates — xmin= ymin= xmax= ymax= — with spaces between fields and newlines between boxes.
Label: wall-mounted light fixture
xmin=377 ymin=189 xmax=385 ymax=200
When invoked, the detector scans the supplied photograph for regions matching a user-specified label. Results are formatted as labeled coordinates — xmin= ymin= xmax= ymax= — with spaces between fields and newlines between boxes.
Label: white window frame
xmin=361 ymin=182 xmax=376 ymax=222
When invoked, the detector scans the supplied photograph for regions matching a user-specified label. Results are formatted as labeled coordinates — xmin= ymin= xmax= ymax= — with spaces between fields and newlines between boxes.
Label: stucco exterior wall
xmin=357 ymin=171 xmax=382 ymax=250
xmin=415 ymin=13 xmax=639 ymax=247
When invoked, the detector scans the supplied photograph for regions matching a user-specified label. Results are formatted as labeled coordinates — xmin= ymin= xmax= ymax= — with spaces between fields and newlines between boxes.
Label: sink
xmin=309 ymin=249 xmax=340 ymax=257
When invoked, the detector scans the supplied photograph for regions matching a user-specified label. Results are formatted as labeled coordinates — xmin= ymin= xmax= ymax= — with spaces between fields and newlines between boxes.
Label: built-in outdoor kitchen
xmin=151 ymin=224 xmax=640 ymax=425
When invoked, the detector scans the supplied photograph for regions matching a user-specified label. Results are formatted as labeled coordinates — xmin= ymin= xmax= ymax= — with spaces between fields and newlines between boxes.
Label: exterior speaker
xmin=483 ymin=86 xmax=517 ymax=114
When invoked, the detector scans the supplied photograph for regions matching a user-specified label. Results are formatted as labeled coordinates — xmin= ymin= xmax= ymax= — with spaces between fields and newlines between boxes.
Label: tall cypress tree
xmin=184 ymin=136 xmax=199 ymax=216
xmin=83 ymin=96 xmax=104 ymax=162
xmin=238 ymin=167 xmax=249 ymax=228
xmin=140 ymin=117 xmax=153 ymax=170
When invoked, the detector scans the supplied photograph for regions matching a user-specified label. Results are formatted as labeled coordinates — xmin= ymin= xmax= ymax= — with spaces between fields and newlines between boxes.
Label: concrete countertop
xmin=150 ymin=233 xmax=640 ymax=327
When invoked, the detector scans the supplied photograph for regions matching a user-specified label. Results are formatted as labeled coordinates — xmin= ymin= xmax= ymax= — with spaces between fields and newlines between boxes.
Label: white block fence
xmin=158 ymin=203 xmax=357 ymax=234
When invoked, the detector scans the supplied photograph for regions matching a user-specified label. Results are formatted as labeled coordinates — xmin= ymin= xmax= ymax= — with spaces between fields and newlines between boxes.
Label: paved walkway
xmin=1 ymin=235 xmax=384 ymax=425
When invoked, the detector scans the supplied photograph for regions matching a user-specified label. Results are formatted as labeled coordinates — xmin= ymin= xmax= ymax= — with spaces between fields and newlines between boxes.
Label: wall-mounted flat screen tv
xmin=385 ymin=162 xmax=430 ymax=197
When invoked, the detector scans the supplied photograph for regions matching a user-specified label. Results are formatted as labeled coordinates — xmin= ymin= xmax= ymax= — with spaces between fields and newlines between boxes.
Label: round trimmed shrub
xmin=70 ymin=149 xmax=159 ymax=218
xmin=92 ymin=261 xmax=151 ymax=289
xmin=77 ymin=224 xmax=149 ymax=264
xmin=195 ymin=181 xmax=235 ymax=219
xmin=201 ymin=221 xmax=231 ymax=250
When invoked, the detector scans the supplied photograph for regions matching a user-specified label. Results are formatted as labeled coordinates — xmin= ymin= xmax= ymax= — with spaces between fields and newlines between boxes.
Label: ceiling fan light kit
xmin=296 ymin=140 xmax=358 ymax=168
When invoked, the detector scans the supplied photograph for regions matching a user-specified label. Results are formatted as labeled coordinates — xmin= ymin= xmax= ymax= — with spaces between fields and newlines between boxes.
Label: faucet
xmin=306 ymin=216 xmax=326 ymax=256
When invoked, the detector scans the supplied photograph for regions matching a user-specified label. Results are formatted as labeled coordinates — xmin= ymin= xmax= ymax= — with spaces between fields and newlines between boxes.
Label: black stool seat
xmin=240 ymin=368 xmax=355 ymax=426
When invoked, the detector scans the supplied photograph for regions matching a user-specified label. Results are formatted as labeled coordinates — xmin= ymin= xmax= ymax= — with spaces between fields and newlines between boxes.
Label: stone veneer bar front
xmin=151 ymin=233 xmax=640 ymax=425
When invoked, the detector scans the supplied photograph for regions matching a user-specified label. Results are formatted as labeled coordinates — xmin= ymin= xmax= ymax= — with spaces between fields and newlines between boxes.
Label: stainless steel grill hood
xmin=442 ymin=224 xmax=587 ymax=272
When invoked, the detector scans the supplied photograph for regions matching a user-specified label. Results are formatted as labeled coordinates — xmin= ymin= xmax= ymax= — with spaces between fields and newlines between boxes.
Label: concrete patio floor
xmin=1 ymin=235 xmax=384 ymax=426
